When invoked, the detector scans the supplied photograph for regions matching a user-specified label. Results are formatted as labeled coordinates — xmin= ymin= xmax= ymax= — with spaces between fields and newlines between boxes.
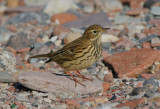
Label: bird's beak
xmin=102 ymin=28 xmax=110 ymax=32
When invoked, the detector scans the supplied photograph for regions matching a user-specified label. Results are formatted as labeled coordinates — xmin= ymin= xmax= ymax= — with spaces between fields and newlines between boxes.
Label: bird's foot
xmin=64 ymin=71 xmax=86 ymax=87
xmin=74 ymin=70 xmax=93 ymax=81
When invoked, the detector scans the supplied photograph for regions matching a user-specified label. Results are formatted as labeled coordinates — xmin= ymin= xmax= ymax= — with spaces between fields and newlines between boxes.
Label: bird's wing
xmin=45 ymin=38 xmax=90 ymax=63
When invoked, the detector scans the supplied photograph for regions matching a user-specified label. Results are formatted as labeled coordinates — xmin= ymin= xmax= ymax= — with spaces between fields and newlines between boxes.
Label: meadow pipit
xmin=31 ymin=25 xmax=110 ymax=86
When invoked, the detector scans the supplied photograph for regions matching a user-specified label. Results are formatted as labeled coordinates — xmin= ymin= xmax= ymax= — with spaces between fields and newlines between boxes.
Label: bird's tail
xmin=30 ymin=54 xmax=51 ymax=58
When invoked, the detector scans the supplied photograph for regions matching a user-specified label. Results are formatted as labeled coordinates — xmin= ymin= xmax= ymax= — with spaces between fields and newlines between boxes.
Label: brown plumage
xmin=31 ymin=25 xmax=109 ymax=86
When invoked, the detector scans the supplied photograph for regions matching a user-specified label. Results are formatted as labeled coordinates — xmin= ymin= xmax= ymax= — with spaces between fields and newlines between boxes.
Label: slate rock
xmin=6 ymin=32 xmax=36 ymax=51
xmin=18 ymin=71 xmax=103 ymax=94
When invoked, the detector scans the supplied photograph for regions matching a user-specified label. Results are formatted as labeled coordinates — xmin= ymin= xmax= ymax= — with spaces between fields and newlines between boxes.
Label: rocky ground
xmin=0 ymin=0 xmax=160 ymax=108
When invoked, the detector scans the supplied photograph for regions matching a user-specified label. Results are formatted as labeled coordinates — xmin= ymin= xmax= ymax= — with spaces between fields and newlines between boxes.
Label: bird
xmin=30 ymin=24 xmax=110 ymax=86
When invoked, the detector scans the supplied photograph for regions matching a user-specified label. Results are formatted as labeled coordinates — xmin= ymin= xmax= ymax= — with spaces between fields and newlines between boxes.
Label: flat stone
xmin=0 ymin=71 xmax=17 ymax=82
xmin=18 ymin=71 xmax=103 ymax=94
xmin=151 ymin=6 xmax=160 ymax=15
xmin=30 ymin=45 xmax=51 ymax=56
xmin=103 ymin=48 xmax=160 ymax=78
xmin=63 ymin=12 xmax=111 ymax=29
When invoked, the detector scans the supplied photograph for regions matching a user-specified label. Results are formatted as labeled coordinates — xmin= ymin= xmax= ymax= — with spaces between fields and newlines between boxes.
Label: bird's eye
xmin=93 ymin=30 xmax=97 ymax=33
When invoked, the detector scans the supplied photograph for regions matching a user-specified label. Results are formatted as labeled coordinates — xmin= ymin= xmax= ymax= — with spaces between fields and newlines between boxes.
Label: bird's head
xmin=83 ymin=25 xmax=110 ymax=41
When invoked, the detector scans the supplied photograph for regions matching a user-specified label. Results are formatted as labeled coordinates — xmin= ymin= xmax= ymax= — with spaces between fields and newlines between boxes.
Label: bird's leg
xmin=74 ymin=70 xmax=93 ymax=81
xmin=64 ymin=71 xmax=85 ymax=87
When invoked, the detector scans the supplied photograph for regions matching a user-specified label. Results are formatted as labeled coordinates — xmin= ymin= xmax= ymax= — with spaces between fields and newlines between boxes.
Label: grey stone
xmin=63 ymin=12 xmax=111 ymax=29
xmin=6 ymin=32 xmax=36 ymax=51
xmin=144 ymin=86 xmax=156 ymax=98
xmin=131 ymin=87 xmax=144 ymax=96
xmin=102 ymin=42 xmax=112 ymax=49
xmin=15 ymin=95 xmax=28 ymax=102
xmin=0 ymin=48 xmax=17 ymax=73
xmin=0 ymin=71 xmax=17 ymax=82
xmin=143 ymin=77 xmax=159 ymax=87
xmin=113 ymin=15 xmax=130 ymax=24
xmin=30 ymin=45 xmax=51 ymax=56
xmin=151 ymin=6 xmax=160 ymax=15
xmin=139 ymin=34 xmax=158 ymax=43
xmin=0 ymin=26 xmax=9 ymax=34
xmin=6 ymin=12 xmax=49 ymax=25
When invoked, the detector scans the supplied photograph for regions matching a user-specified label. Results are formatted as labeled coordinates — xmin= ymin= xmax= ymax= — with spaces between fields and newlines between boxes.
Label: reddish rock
xmin=141 ymin=73 xmax=160 ymax=80
xmin=6 ymin=25 xmax=17 ymax=32
xmin=115 ymin=38 xmax=133 ymax=49
xmin=116 ymin=97 xmax=146 ymax=108
xmin=6 ymin=46 xmax=17 ymax=56
xmin=51 ymin=13 xmax=78 ymax=24
xmin=120 ymin=0 xmax=147 ymax=16
xmin=135 ymin=81 xmax=143 ymax=87
xmin=17 ymin=47 xmax=31 ymax=53
xmin=102 ymin=51 xmax=110 ymax=59
xmin=142 ymin=42 xmax=151 ymax=48
xmin=104 ymin=71 xmax=114 ymax=82
xmin=135 ymin=33 xmax=147 ymax=39
xmin=103 ymin=48 xmax=160 ymax=78
xmin=53 ymin=25 xmax=70 ymax=36
xmin=65 ymin=95 xmax=108 ymax=108
xmin=103 ymin=82 xmax=110 ymax=91
xmin=144 ymin=27 xmax=160 ymax=35
xmin=155 ymin=64 xmax=160 ymax=72
xmin=7 ymin=86 xmax=16 ymax=93
xmin=149 ymin=19 xmax=160 ymax=27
